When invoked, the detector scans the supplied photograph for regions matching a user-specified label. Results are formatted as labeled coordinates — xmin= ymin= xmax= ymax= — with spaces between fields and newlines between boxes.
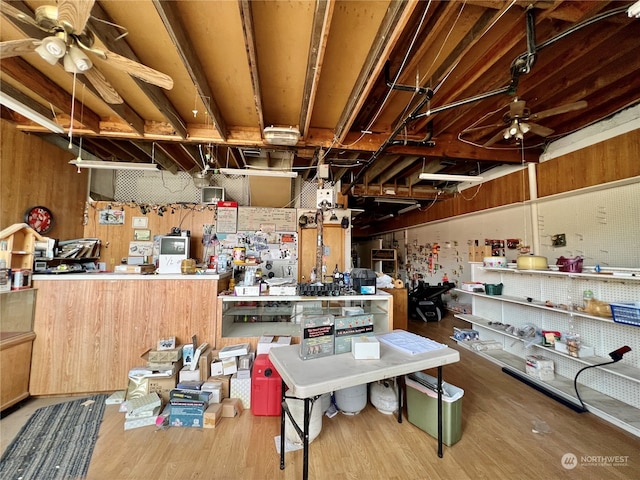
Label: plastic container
xmin=405 ymin=372 xmax=463 ymax=446
xmin=556 ymin=256 xmax=583 ymax=273
xmin=610 ymin=302 xmax=640 ymax=327
xmin=484 ymin=283 xmax=503 ymax=295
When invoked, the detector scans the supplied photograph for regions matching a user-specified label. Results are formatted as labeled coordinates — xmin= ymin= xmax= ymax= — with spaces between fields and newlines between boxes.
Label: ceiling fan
xmin=0 ymin=0 xmax=173 ymax=104
xmin=464 ymin=97 xmax=588 ymax=147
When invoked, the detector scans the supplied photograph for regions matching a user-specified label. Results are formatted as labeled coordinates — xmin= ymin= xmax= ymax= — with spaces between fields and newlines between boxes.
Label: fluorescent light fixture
xmin=69 ymin=159 xmax=159 ymax=171
xmin=378 ymin=213 xmax=394 ymax=221
xmin=219 ymin=168 xmax=297 ymax=178
xmin=0 ymin=92 xmax=64 ymax=133
xmin=628 ymin=0 xmax=640 ymax=17
xmin=397 ymin=203 xmax=421 ymax=215
xmin=373 ymin=197 xmax=416 ymax=205
xmin=457 ymin=165 xmax=526 ymax=191
xmin=419 ymin=173 xmax=484 ymax=182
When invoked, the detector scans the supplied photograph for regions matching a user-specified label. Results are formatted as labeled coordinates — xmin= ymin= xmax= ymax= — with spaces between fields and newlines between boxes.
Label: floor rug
xmin=0 ymin=394 xmax=107 ymax=480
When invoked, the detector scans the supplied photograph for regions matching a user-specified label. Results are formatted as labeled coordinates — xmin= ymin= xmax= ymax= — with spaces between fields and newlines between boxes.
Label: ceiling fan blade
xmin=0 ymin=1 xmax=41 ymax=29
xmin=99 ymin=50 xmax=174 ymax=90
xmin=509 ymin=99 xmax=526 ymax=118
xmin=83 ymin=68 xmax=123 ymax=104
xmin=483 ymin=130 xmax=507 ymax=147
xmin=527 ymin=122 xmax=554 ymax=137
xmin=530 ymin=100 xmax=588 ymax=121
xmin=0 ymin=38 xmax=38 ymax=59
xmin=57 ymin=0 xmax=95 ymax=34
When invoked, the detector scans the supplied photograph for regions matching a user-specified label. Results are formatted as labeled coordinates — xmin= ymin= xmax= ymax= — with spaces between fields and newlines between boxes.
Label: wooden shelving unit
xmin=0 ymin=223 xmax=45 ymax=270
xmin=371 ymin=248 xmax=397 ymax=278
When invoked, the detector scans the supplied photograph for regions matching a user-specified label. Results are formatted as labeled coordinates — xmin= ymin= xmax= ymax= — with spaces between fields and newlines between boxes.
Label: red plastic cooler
xmin=251 ymin=354 xmax=282 ymax=416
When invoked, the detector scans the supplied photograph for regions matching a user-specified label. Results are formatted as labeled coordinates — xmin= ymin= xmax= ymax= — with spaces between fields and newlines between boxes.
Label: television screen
xmin=160 ymin=237 xmax=188 ymax=255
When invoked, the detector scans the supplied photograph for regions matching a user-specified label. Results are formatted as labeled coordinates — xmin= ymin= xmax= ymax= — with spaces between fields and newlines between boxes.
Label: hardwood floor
xmin=2 ymin=314 xmax=638 ymax=479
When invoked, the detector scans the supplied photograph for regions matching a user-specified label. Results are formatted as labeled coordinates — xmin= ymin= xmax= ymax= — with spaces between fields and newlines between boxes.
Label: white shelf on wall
xmin=453 ymin=263 xmax=640 ymax=438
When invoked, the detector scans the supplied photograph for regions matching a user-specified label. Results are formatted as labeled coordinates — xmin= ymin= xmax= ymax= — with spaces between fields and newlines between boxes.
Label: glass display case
xmin=216 ymin=293 xmax=393 ymax=348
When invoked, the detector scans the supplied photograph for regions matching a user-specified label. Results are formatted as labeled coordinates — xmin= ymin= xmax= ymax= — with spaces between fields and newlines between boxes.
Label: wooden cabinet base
xmin=1 ymin=332 xmax=35 ymax=411
xmin=380 ymin=288 xmax=407 ymax=330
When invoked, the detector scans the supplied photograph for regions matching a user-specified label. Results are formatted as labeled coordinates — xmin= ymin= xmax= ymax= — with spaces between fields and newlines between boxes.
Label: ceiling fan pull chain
xmin=68 ymin=71 xmax=77 ymax=145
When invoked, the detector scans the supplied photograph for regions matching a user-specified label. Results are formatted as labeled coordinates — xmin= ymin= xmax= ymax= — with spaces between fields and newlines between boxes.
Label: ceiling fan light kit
xmin=63 ymin=45 xmax=92 ymax=73
xmin=35 ymin=35 xmax=66 ymax=64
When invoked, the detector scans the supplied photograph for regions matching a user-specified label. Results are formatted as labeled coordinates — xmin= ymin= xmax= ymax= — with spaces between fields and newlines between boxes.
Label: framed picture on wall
xmin=99 ymin=209 xmax=125 ymax=225
xmin=132 ymin=216 xmax=148 ymax=228
xmin=134 ymin=229 xmax=151 ymax=241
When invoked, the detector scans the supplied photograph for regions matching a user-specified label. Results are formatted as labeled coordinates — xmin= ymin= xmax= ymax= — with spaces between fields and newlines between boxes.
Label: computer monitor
xmin=158 ymin=236 xmax=190 ymax=274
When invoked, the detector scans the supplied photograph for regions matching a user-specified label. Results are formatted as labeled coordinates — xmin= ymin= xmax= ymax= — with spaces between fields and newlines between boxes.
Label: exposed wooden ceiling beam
xmin=1 ymin=1 xmax=145 ymax=135
xmin=298 ymin=0 xmax=334 ymax=137
xmin=88 ymin=2 xmax=187 ymax=139
xmin=238 ymin=0 xmax=265 ymax=135
xmin=1 ymin=57 xmax=101 ymax=133
xmin=152 ymin=0 xmax=228 ymax=140
xmin=0 ymin=81 xmax=64 ymax=130
xmin=129 ymin=141 xmax=179 ymax=174
xmin=334 ymin=0 xmax=418 ymax=141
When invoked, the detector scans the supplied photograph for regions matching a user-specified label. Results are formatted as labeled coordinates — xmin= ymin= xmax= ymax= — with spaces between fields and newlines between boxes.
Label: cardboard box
xmin=300 ymin=314 xmax=334 ymax=360
xmin=525 ymin=355 xmax=555 ymax=381
xmin=169 ymin=400 xmax=206 ymax=427
xmin=351 ymin=336 xmax=380 ymax=359
xmin=147 ymin=346 xmax=183 ymax=363
xmin=230 ymin=373 xmax=252 ymax=409
xmin=179 ymin=365 xmax=201 ymax=383
xmin=169 ymin=389 xmax=213 ymax=403
xmin=210 ymin=360 xmax=224 ymax=376
xmin=208 ymin=375 xmax=231 ymax=399
xmin=201 ymin=385 xmax=221 ymax=404
xmin=334 ymin=314 xmax=374 ymax=354
xmin=198 ymin=348 xmax=216 ymax=381
xmin=203 ymin=403 xmax=223 ymax=428
xmin=234 ymin=285 xmax=260 ymax=296
xmin=222 ymin=357 xmax=238 ymax=375
xmin=146 ymin=374 xmax=177 ymax=403
xmin=256 ymin=336 xmax=292 ymax=355
xmin=221 ymin=398 xmax=243 ymax=417
xmin=219 ymin=343 xmax=250 ymax=359
xmin=268 ymin=285 xmax=297 ymax=296
xmin=114 ymin=264 xmax=156 ymax=274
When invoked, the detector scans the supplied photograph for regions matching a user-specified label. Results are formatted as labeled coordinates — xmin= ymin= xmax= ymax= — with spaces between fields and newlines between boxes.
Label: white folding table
xmin=269 ymin=334 xmax=460 ymax=480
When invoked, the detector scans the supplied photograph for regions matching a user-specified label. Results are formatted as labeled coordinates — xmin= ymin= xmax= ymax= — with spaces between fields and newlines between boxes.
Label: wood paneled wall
xmin=381 ymin=130 xmax=640 ymax=231
xmin=0 ymin=119 xmax=87 ymax=239
xmin=84 ymin=202 xmax=217 ymax=271
xmin=30 ymin=277 xmax=220 ymax=395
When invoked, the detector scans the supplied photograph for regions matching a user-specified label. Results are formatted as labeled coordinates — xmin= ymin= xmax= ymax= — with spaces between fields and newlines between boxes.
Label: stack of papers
xmin=378 ymin=331 xmax=446 ymax=355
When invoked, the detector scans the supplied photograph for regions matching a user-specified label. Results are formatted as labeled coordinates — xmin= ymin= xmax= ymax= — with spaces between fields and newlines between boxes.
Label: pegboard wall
xmin=536 ymin=182 xmax=640 ymax=268
xmin=383 ymin=180 xmax=640 ymax=288
xmin=101 ymin=170 xmax=320 ymax=209
xmin=470 ymin=262 xmax=640 ymax=410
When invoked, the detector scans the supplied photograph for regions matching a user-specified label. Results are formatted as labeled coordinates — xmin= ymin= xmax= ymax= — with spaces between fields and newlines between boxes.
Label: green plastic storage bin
xmin=405 ymin=372 xmax=463 ymax=446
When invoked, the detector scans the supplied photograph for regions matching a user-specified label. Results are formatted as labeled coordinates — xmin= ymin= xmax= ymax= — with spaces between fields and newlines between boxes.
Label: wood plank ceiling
xmin=1 ymin=0 xmax=639 ymax=224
